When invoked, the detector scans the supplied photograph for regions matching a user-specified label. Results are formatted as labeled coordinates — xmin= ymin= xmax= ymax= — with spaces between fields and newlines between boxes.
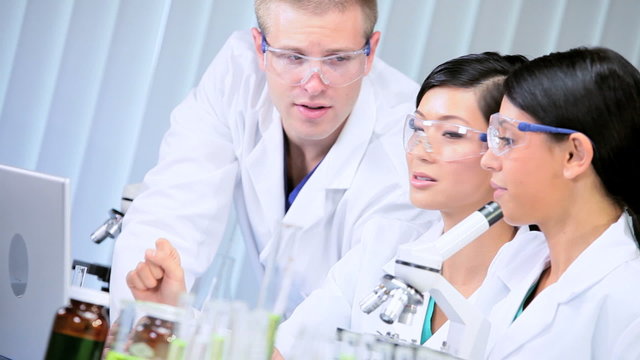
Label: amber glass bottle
xmin=127 ymin=302 xmax=179 ymax=360
xmin=45 ymin=286 xmax=110 ymax=360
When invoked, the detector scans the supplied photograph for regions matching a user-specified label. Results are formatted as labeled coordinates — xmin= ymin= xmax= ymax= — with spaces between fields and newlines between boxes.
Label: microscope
xmin=359 ymin=201 xmax=503 ymax=360
xmin=72 ymin=183 xmax=146 ymax=291
xmin=90 ymin=183 xmax=145 ymax=244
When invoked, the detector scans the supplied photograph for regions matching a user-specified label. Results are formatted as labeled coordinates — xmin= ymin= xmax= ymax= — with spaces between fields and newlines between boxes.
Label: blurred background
xmin=1 ymin=0 xmax=639 ymax=297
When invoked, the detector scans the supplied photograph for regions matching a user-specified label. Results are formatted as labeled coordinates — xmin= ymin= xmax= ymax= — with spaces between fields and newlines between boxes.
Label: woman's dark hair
xmin=504 ymin=47 xmax=640 ymax=242
xmin=416 ymin=52 xmax=529 ymax=120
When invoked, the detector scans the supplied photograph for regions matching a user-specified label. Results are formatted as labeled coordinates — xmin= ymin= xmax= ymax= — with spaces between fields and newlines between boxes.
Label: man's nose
xmin=301 ymin=68 xmax=329 ymax=94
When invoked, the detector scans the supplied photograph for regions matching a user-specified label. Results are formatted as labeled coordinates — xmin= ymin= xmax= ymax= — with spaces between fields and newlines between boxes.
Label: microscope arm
xmin=414 ymin=269 xmax=489 ymax=359
xmin=396 ymin=201 xmax=503 ymax=274
xmin=392 ymin=202 xmax=502 ymax=359
xmin=359 ymin=202 xmax=502 ymax=358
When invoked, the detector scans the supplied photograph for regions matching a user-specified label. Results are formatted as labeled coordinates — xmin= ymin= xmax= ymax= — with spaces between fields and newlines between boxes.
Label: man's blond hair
xmin=255 ymin=0 xmax=377 ymax=40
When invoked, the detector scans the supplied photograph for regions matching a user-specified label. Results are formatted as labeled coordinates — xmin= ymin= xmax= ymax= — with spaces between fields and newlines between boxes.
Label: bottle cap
xmin=69 ymin=286 xmax=110 ymax=307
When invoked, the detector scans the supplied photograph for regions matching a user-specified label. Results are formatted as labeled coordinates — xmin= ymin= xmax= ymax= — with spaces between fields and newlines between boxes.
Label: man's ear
xmin=563 ymin=132 xmax=594 ymax=179
xmin=364 ymin=31 xmax=381 ymax=75
xmin=251 ymin=27 xmax=266 ymax=71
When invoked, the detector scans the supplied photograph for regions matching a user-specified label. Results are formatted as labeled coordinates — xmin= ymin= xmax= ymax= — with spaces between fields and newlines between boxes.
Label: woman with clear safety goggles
xmin=477 ymin=47 xmax=640 ymax=359
xmin=275 ymin=52 xmax=536 ymax=357
xmin=403 ymin=114 xmax=488 ymax=162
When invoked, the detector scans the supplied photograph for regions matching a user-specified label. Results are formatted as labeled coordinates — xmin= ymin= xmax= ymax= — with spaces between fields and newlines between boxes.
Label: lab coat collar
xmin=480 ymin=239 xmax=555 ymax=358
xmin=381 ymin=219 xmax=444 ymax=275
xmin=423 ymin=226 xmax=546 ymax=356
xmin=245 ymin=98 xmax=286 ymax=226
xmin=488 ymin=213 xmax=640 ymax=359
xmin=246 ymin=77 xmax=377 ymax=234
xmin=319 ymin=77 xmax=376 ymax=189
xmin=552 ymin=212 xmax=639 ymax=302
xmin=492 ymin=228 xmax=549 ymax=293
xmin=282 ymin=78 xmax=377 ymax=228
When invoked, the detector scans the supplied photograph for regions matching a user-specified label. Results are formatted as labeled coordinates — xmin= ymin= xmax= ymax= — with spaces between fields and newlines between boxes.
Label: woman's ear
xmin=563 ymin=133 xmax=594 ymax=179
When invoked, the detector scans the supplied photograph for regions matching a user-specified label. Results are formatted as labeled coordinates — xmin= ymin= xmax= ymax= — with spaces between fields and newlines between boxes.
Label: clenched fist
xmin=126 ymin=238 xmax=187 ymax=306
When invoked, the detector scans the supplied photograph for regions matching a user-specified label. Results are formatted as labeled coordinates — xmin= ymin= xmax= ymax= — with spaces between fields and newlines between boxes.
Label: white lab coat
xmin=276 ymin=217 xmax=541 ymax=358
xmin=476 ymin=212 xmax=640 ymax=359
xmin=109 ymin=30 xmax=432 ymax=318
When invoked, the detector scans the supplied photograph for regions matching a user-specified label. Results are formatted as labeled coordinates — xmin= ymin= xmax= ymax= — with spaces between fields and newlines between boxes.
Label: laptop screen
xmin=0 ymin=164 xmax=70 ymax=360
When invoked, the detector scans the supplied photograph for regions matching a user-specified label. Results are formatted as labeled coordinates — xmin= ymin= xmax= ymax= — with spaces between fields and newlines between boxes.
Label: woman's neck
xmin=431 ymin=211 xmax=516 ymax=334
xmin=441 ymin=219 xmax=516 ymax=297
xmin=439 ymin=207 xmax=516 ymax=297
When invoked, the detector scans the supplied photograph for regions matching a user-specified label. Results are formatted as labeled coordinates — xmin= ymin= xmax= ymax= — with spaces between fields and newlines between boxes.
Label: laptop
xmin=0 ymin=164 xmax=70 ymax=360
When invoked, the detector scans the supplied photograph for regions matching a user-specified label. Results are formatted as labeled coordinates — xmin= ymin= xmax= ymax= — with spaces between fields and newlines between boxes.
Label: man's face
xmin=252 ymin=2 xmax=380 ymax=147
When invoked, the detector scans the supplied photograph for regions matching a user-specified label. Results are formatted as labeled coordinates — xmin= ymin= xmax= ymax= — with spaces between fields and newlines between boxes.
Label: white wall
xmin=1 ymin=0 xmax=638 ymax=292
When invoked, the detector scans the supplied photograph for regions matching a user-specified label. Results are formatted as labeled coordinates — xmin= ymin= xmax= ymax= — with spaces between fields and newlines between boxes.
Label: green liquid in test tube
xmin=266 ymin=313 xmax=282 ymax=359
xmin=104 ymin=351 xmax=144 ymax=360
xmin=209 ymin=334 xmax=225 ymax=360
xmin=338 ymin=355 xmax=357 ymax=360
xmin=167 ymin=338 xmax=187 ymax=360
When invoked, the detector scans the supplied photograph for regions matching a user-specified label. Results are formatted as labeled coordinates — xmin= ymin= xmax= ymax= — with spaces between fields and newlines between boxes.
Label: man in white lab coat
xmin=110 ymin=0 xmax=431 ymax=318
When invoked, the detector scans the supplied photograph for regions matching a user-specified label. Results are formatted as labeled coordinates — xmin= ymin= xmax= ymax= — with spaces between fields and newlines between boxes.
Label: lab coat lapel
xmin=483 ymin=236 xmax=550 ymax=357
xmin=488 ymin=282 xmax=559 ymax=359
xmin=418 ymin=227 xmax=541 ymax=355
xmin=245 ymin=106 xmax=285 ymax=229
xmin=489 ymin=214 xmax=639 ymax=359
xmin=550 ymin=214 xmax=640 ymax=302
xmin=380 ymin=220 xmax=444 ymax=274
xmin=282 ymin=80 xmax=376 ymax=228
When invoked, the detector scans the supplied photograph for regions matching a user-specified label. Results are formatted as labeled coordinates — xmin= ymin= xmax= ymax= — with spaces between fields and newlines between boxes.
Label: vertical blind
xmin=1 ymin=0 xmax=639 ymax=281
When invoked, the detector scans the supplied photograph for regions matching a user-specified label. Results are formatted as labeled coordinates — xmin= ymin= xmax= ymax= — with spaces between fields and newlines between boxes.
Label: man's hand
xmin=125 ymin=238 xmax=186 ymax=306
xmin=271 ymin=348 xmax=285 ymax=360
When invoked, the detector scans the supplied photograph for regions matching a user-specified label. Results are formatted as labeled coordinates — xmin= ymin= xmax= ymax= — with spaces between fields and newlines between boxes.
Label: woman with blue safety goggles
xmin=486 ymin=112 xmax=579 ymax=156
xmin=478 ymin=47 xmax=640 ymax=359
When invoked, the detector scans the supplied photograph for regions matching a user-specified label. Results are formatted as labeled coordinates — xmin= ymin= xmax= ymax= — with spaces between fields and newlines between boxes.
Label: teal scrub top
xmin=513 ymin=279 xmax=540 ymax=322
xmin=420 ymin=296 xmax=437 ymax=344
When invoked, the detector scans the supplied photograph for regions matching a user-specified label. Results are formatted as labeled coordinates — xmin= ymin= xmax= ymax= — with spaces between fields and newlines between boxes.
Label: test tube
xmin=288 ymin=326 xmax=336 ymax=360
xmin=256 ymin=223 xmax=301 ymax=359
xmin=103 ymin=300 xmax=135 ymax=360
xmin=393 ymin=344 xmax=416 ymax=360
xmin=369 ymin=339 xmax=395 ymax=360
xmin=337 ymin=329 xmax=360 ymax=360
xmin=208 ymin=301 xmax=233 ymax=360
xmin=167 ymin=294 xmax=195 ymax=360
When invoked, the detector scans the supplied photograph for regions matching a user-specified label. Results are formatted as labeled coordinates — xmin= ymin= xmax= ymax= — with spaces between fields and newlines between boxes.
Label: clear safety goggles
xmin=487 ymin=113 xmax=578 ymax=156
xmin=261 ymin=35 xmax=371 ymax=87
xmin=403 ymin=114 xmax=488 ymax=161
